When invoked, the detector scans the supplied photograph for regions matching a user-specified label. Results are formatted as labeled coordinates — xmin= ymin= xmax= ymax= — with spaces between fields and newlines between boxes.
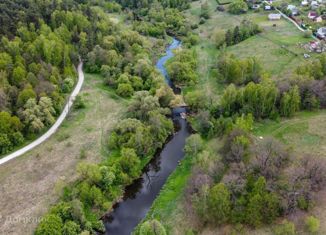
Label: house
xmin=302 ymin=0 xmax=309 ymax=6
xmin=268 ymin=13 xmax=282 ymax=20
xmin=315 ymin=16 xmax=323 ymax=22
xmin=308 ymin=11 xmax=318 ymax=19
xmin=265 ymin=5 xmax=272 ymax=10
xmin=252 ymin=4 xmax=261 ymax=9
xmin=311 ymin=1 xmax=319 ymax=9
xmin=287 ymin=5 xmax=300 ymax=16
xmin=316 ymin=27 xmax=326 ymax=39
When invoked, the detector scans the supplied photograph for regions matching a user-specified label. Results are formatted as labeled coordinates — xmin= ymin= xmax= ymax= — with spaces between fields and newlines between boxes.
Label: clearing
xmin=184 ymin=0 xmax=313 ymax=102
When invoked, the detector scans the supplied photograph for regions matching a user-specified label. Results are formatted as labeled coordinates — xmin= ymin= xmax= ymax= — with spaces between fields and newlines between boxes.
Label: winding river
xmin=103 ymin=38 xmax=191 ymax=235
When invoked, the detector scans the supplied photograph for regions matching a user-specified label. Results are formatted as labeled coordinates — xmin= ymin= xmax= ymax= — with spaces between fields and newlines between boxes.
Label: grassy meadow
xmin=0 ymin=74 xmax=126 ymax=235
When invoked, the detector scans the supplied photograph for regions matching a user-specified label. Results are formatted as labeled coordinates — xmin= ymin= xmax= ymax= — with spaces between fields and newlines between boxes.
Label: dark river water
xmin=103 ymin=38 xmax=191 ymax=235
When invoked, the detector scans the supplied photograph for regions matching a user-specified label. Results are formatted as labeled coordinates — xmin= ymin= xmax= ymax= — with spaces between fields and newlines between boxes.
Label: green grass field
xmin=254 ymin=110 xmax=326 ymax=158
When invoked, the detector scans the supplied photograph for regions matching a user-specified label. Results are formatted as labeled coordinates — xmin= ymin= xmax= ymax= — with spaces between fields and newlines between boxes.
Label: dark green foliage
xmin=224 ymin=20 xmax=261 ymax=46
xmin=207 ymin=183 xmax=231 ymax=224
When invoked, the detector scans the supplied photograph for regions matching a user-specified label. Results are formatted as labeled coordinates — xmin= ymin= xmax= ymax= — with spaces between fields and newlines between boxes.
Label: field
xmin=183 ymin=0 xmax=313 ymax=102
xmin=0 ymin=74 xmax=126 ymax=235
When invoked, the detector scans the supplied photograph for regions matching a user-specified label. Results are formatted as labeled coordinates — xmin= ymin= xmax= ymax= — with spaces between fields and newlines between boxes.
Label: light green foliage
xmin=35 ymin=214 xmax=63 ymax=235
xmin=305 ymin=216 xmax=320 ymax=234
xmin=116 ymin=83 xmax=134 ymax=97
xmin=167 ymin=49 xmax=197 ymax=85
xmin=21 ymin=97 xmax=56 ymax=133
xmin=228 ymin=0 xmax=248 ymax=14
xmin=139 ymin=219 xmax=167 ymax=235
xmin=234 ymin=113 xmax=253 ymax=132
xmin=218 ymin=53 xmax=263 ymax=85
xmin=62 ymin=221 xmax=81 ymax=235
xmin=118 ymin=148 xmax=141 ymax=179
xmin=280 ymin=86 xmax=301 ymax=117
xmin=274 ymin=220 xmax=296 ymax=235
xmin=184 ymin=134 xmax=204 ymax=155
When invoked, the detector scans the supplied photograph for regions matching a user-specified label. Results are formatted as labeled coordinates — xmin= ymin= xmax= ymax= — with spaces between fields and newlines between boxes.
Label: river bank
xmin=103 ymin=38 xmax=191 ymax=235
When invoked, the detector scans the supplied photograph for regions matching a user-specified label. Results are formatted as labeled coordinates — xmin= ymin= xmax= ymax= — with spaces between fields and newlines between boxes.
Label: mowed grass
xmin=0 ymin=74 xmax=126 ymax=235
xmin=254 ymin=110 xmax=326 ymax=158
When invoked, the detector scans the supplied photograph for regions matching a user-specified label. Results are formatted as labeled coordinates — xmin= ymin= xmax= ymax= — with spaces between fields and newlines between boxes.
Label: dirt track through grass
xmin=0 ymin=74 xmax=125 ymax=235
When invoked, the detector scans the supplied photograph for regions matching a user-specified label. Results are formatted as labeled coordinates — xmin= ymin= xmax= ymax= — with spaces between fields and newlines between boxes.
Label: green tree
xmin=35 ymin=214 xmax=63 ymax=235
xmin=200 ymin=1 xmax=210 ymax=19
xmin=228 ymin=0 xmax=248 ymax=14
xmin=184 ymin=134 xmax=204 ymax=155
xmin=207 ymin=183 xmax=231 ymax=224
xmin=12 ymin=66 xmax=27 ymax=87
xmin=62 ymin=221 xmax=81 ymax=235
xmin=280 ymin=86 xmax=301 ymax=117
xmin=17 ymin=87 xmax=37 ymax=107
xmin=116 ymin=83 xmax=134 ymax=97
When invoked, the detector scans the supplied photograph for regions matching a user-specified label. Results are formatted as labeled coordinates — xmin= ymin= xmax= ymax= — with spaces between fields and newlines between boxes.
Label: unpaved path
xmin=0 ymin=63 xmax=85 ymax=166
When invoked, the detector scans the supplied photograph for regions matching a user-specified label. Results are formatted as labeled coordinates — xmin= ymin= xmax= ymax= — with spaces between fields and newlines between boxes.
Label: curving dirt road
xmin=0 ymin=63 xmax=85 ymax=166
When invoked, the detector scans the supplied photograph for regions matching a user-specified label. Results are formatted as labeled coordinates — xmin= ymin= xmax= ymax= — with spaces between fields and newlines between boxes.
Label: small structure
xmin=315 ymin=16 xmax=323 ymax=22
xmin=308 ymin=11 xmax=318 ymax=19
xmin=268 ymin=13 xmax=282 ymax=20
xmin=316 ymin=27 xmax=326 ymax=39
xmin=287 ymin=5 xmax=300 ymax=16
xmin=252 ymin=4 xmax=261 ymax=9
xmin=264 ymin=5 xmax=272 ymax=10
xmin=311 ymin=1 xmax=319 ymax=9
xmin=301 ymin=0 xmax=309 ymax=6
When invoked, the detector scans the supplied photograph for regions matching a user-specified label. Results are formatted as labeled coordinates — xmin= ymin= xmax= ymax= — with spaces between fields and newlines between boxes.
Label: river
xmin=103 ymin=38 xmax=191 ymax=235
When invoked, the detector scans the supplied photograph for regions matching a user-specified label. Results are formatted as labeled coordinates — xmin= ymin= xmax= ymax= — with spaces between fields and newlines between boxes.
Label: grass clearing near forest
xmin=0 ymin=74 xmax=126 ymax=235
xmin=254 ymin=110 xmax=326 ymax=158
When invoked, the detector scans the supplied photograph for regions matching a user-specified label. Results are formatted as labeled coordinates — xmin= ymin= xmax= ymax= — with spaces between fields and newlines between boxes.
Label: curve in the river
xmin=104 ymin=38 xmax=190 ymax=235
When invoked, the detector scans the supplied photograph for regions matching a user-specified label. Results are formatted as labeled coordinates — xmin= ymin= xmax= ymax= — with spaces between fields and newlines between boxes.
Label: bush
xmin=305 ymin=216 xmax=320 ymax=234
xmin=116 ymin=83 xmax=134 ymax=97
xmin=207 ymin=183 xmax=231 ymax=224
xmin=228 ymin=0 xmax=248 ymax=14
xmin=35 ymin=214 xmax=63 ymax=235
xmin=74 ymin=95 xmax=86 ymax=109
xmin=274 ymin=220 xmax=296 ymax=235
xmin=139 ymin=219 xmax=167 ymax=235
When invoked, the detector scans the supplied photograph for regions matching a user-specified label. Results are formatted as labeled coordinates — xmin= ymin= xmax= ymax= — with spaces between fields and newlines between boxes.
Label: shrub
xmin=74 ymin=95 xmax=86 ymax=109
xmin=35 ymin=214 xmax=63 ymax=235
xmin=305 ymin=216 xmax=320 ymax=234
xmin=228 ymin=0 xmax=248 ymax=14
xmin=274 ymin=220 xmax=296 ymax=235
xmin=116 ymin=83 xmax=134 ymax=97
xmin=207 ymin=183 xmax=231 ymax=224
xmin=139 ymin=219 xmax=167 ymax=235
